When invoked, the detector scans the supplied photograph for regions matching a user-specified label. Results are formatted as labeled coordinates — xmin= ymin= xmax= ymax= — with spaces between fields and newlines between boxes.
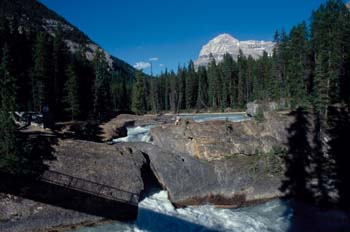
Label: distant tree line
xmin=132 ymin=0 xmax=350 ymax=118
xmin=1 ymin=0 xmax=349 ymax=120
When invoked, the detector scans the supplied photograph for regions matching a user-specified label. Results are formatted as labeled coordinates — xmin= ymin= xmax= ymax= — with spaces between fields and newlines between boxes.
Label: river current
xmin=78 ymin=114 xmax=350 ymax=232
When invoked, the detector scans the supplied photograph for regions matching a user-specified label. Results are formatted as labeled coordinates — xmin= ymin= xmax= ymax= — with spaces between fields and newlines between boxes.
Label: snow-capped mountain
xmin=195 ymin=34 xmax=275 ymax=67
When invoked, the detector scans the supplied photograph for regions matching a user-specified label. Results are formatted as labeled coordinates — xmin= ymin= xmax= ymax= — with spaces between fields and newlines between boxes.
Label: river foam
xmin=113 ymin=125 xmax=154 ymax=143
xmin=73 ymin=186 xmax=350 ymax=231
xmin=73 ymin=189 xmax=292 ymax=232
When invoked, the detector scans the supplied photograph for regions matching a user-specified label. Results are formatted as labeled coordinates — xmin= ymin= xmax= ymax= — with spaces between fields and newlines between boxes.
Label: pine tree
xmin=207 ymin=56 xmax=221 ymax=108
xmin=169 ymin=71 xmax=179 ymax=113
xmin=271 ymin=30 xmax=282 ymax=101
xmin=310 ymin=0 xmax=350 ymax=117
xmin=185 ymin=60 xmax=197 ymax=109
xmin=0 ymin=43 xmax=20 ymax=174
xmin=93 ymin=50 xmax=112 ymax=120
xmin=52 ymin=28 xmax=68 ymax=119
xmin=237 ymin=50 xmax=248 ymax=107
xmin=149 ymin=77 xmax=161 ymax=113
xmin=221 ymin=53 xmax=234 ymax=108
xmin=313 ymin=54 xmax=329 ymax=117
xmin=64 ymin=63 xmax=80 ymax=120
xmin=32 ymin=32 xmax=50 ymax=112
xmin=276 ymin=29 xmax=290 ymax=99
xmin=196 ymin=66 xmax=208 ymax=109
xmin=110 ymin=72 xmax=131 ymax=112
xmin=131 ymin=70 xmax=146 ymax=115
xmin=177 ymin=66 xmax=186 ymax=110
xmin=287 ymin=22 xmax=309 ymax=109
xmin=74 ymin=49 xmax=96 ymax=119
xmin=246 ymin=56 xmax=256 ymax=102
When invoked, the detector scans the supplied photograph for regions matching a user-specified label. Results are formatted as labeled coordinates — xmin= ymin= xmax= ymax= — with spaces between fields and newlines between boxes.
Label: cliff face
xmin=195 ymin=33 xmax=275 ymax=67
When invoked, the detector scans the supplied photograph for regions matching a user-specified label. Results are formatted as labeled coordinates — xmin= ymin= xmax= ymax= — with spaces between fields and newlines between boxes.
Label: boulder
xmin=150 ymin=112 xmax=293 ymax=161
xmin=49 ymin=140 xmax=146 ymax=193
xmin=123 ymin=142 xmax=282 ymax=208
xmin=0 ymin=139 xmax=146 ymax=232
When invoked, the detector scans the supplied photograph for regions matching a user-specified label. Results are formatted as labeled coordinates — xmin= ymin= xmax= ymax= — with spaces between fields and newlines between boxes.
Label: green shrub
xmin=248 ymin=146 xmax=286 ymax=180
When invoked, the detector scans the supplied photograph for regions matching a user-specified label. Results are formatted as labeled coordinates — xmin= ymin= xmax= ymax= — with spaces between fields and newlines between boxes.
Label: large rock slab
xmin=123 ymin=142 xmax=282 ymax=208
xmin=0 ymin=139 xmax=146 ymax=232
xmin=47 ymin=140 xmax=146 ymax=193
xmin=150 ymin=112 xmax=293 ymax=161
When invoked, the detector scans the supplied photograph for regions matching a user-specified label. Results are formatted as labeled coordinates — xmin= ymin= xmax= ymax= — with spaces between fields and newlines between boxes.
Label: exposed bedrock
xmin=121 ymin=142 xmax=282 ymax=208
xmin=150 ymin=112 xmax=293 ymax=161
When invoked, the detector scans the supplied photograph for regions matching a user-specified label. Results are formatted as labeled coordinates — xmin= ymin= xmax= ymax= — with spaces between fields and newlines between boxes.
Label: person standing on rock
xmin=175 ymin=115 xmax=181 ymax=126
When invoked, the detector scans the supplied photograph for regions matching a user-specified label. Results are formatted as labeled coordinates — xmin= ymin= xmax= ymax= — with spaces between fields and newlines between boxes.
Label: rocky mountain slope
xmin=195 ymin=33 xmax=275 ymax=67
xmin=0 ymin=0 xmax=135 ymax=76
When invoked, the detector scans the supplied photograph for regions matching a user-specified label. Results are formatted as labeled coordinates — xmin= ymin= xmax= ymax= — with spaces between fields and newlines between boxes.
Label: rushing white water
xmin=113 ymin=125 xmax=155 ymax=143
xmin=73 ymin=189 xmax=288 ymax=232
xmin=73 ymin=189 xmax=350 ymax=232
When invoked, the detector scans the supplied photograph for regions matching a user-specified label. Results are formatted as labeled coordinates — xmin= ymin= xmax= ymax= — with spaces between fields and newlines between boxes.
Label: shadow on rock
xmin=280 ymin=108 xmax=313 ymax=202
xmin=327 ymin=106 xmax=350 ymax=209
xmin=281 ymin=107 xmax=350 ymax=232
xmin=0 ymin=171 xmax=138 ymax=221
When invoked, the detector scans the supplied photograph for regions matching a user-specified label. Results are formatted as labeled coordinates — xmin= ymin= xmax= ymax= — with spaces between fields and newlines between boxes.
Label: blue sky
xmin=39 ymin=0 xmax=332 ymax=75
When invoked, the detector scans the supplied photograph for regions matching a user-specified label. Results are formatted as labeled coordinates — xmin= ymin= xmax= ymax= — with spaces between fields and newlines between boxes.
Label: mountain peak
xmin=213 ymin=33 xmax=239 ymax=43
xmin=195 ymin=33 xmax=275 ymax=67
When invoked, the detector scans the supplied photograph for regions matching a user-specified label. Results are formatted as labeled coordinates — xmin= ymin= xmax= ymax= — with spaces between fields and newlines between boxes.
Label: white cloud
xmin=347 ymin=0 xmax=350 ymax=9
xmin=149 ymin=57 xmax=159 ymax=61
xmin=133 ymin=61 xmax=151 ymax=70
xmin=159 ymin=64 xmax=164 ymax=67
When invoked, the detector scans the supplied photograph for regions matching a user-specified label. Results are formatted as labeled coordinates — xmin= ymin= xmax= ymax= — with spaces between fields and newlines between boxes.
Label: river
xmin=73 ymin=188 xmax=350 ymax=232
xmin=83 ymin=113 xmax=350 ymax=232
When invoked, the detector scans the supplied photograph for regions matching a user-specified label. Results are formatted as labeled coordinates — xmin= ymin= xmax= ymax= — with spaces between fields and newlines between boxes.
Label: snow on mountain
xmin=195 ymin=33 xmax=275 ymax=67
